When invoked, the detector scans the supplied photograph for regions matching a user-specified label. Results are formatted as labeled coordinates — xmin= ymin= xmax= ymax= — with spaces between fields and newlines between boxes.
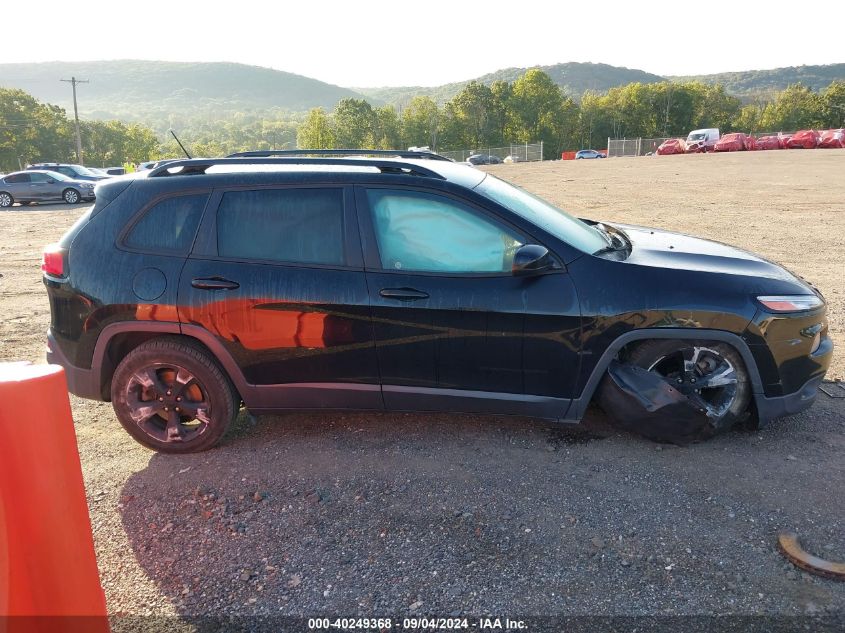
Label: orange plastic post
xmin=0 ymin=362 xmax=109 ymax=633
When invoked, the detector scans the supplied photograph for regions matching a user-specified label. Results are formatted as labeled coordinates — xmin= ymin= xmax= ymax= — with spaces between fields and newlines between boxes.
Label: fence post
xmin=539 ymin=141 xmax=543 ymax=161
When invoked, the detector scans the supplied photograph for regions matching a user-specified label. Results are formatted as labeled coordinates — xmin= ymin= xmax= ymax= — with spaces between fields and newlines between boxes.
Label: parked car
xmin=42 ymin=150 xmax=831 ymax=452
xmin=466 ymin=154 xmax=502 ymax=165
xmin=89 ymin=166 xmax=126 ymax=176
xmin=657 ymin=139 xmax=686 ymax=155
xmin=26 ymin=163 xmax=110 ymax=182
xmin=138 ymin=159 xmax=180 ymax=171
xmin=685 ymin=128 xmax=720 ymax=152
xmin=575 ymin=150 xmax=606 ymax=159
xmin=1 ymin=170 xmax=96 ymax=207
xmin=714 ymin=133 xmax=751 ymax=152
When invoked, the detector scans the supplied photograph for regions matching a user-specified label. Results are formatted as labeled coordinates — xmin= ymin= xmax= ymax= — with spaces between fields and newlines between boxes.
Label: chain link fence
xmin=607 ymin=138 xmax=673 ymax=157
xmin=438 ymin=142 xmax=544 ymax=163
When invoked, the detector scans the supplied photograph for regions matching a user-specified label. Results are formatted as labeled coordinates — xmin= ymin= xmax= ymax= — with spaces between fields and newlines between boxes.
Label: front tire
xmin=599 ymin=339 xmax=751 ymax=443
xmin=111 ymin=338 xmax=238 ymax=453
xmin=63 ymin=188 xmax=81 ymax=204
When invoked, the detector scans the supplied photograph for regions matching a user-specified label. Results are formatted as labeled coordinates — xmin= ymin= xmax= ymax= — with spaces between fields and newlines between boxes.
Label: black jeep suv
xmin=43 ymin=150 xmax=832 ymax=453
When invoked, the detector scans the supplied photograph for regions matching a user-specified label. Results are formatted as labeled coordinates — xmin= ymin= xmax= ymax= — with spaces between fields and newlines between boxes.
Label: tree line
xmin=0 ymin=88 xmax=159 ymax=171
xmin=2 ymin=72 xmax=844 ymax=171
xmin=299 ymin=72 xmax=845 ymax=159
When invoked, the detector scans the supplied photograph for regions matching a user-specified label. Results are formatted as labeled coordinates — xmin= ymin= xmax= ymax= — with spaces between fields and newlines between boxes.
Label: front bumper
xmin=754 ymin=334 xmax=833 ymax=425
xmin=755 ymin=374 xmax=825 ymax=426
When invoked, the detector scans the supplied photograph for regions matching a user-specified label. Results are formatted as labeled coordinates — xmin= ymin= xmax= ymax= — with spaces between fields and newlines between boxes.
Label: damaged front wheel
xmin=597 ymin=340 xmax=751 ymax=443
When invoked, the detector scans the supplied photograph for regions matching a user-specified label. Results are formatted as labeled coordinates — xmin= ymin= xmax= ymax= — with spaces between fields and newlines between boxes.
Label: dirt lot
xmin=1 ymin=150 xmax=844 ymax=627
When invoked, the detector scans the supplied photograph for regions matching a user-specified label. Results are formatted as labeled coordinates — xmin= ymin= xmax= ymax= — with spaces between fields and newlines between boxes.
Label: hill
xmin=668 ymin=63 xmax=845 ymax=98
xmin=1 ymin=60 xmax=842 ymax=126
xmin=360 ymin=63 xmax=845 ymax=107
xmin=357 ymin=62 xmax=664 ymax=106
xmin=0 ymin=60 xmax=371 ymax=122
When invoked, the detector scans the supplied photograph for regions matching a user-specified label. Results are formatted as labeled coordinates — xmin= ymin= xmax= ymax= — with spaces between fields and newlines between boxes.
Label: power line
xmin=60 ymin=76 xmax=89 ymax=164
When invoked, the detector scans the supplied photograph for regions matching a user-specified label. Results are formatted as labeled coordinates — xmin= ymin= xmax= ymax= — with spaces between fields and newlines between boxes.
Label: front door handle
xmin=379 ymin=287 xmax=429 ymax=301
xmin=192 ymin=277 xmax=240 ymax=290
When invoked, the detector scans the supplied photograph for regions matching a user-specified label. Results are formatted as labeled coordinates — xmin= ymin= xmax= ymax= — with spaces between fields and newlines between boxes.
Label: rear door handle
xmin=379 ymin=287 xmax=429 ymax=301
xmin=191 ymin=277 xmax=240 ymax=290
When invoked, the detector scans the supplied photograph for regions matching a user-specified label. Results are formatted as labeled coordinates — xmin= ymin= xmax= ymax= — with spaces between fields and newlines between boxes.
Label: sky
xmin=3 ymin=0 xmax=841 ymax=87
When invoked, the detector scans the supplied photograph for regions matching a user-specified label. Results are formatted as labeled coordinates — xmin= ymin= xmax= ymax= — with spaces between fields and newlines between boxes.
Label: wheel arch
xmin=565 ymin=328 xmax=765 ymax=421
xmin=92 ymin=322 xmax=250 ymax=402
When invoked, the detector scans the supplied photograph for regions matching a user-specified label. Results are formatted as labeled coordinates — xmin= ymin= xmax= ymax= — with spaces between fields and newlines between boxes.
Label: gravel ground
xmin=0 ymin=151 xmax=843 ymax=627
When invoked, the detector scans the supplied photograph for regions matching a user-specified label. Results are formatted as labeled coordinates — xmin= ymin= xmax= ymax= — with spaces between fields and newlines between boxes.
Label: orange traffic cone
xmin=0 ymin=362 xmax=109 ymax=633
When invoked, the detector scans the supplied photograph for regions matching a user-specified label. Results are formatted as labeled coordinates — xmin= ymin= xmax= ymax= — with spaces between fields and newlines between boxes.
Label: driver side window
xmin=365 ymin=189 xmax=524 ymax=274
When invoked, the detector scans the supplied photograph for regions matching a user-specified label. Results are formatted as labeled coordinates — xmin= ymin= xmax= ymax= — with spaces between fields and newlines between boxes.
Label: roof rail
xmin=146 ymin=157 xmax=447 ymax=179
xmin=227 ymin=148 xmax=453 ymax=162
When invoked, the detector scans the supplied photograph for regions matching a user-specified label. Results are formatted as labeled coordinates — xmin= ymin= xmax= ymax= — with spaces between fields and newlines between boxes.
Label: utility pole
xmin=60 ymin=77 xmax=89 ymax=164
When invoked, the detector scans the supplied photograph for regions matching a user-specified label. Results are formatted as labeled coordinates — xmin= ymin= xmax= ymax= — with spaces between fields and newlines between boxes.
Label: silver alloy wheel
xmin=0 ymin=192 xmax=12 ymax=207
xmin=647 ymin=346 xmax=738 ymax=418
xmin=63 ymin=189 xmax=80 ymax=204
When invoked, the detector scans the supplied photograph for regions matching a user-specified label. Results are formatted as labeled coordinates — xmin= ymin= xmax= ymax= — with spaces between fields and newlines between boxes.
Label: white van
xmin=686 ymin=128 xmax=720 ymax=152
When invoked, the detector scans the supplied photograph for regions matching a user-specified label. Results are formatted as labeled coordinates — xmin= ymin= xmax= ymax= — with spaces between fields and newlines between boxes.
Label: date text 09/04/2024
xmin=307 ymin=617 xmax=528 ymax=630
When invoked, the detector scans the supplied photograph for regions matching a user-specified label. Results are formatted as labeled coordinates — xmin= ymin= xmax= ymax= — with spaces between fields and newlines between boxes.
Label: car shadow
xmin=4 ymin=202 xmax=92 ymax=212
xmin=115 ymin=398 xmax=845 ymax=622
xmin=116 ymin=408 xmax=614 ymax=621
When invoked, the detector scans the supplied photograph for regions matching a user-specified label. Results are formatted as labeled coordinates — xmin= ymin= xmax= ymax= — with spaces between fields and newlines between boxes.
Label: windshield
xmin=475 ymin=174 xmax=607 ymax=254
xmin=71 ymin=165 xmax=98 ymax=177
xmin=688 ymin=133 xmax=706 ymax=141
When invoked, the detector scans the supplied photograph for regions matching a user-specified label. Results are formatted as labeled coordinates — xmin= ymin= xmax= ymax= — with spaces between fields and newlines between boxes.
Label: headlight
xmin=82 ymin=183 xmax=95 ymax=188
xmin=757 ymin=295 xmax=823 ymax=312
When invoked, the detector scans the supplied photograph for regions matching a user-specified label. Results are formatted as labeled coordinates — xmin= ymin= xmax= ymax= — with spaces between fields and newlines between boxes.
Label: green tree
xmin=0 ymin=88 xmax=74 ymax=170
xmin=509 ymin=69 xmax=565 ymax=158
xmin=296 ymin=108 xmax=336 ymax=149
xmin=686 ymin=83 xmax=741 ymax=133
xmin=489 ymin=80 xmax=513 ymax=146
xmin=400 ymin=96 xmax=441 ymax=149
xmin=447 ymin=81 xmax=496 ymax=150
xmin=759 ymin=83 xmax=826 ymax=132
xmin=333 ymin=98 xmax=375 ymax=148
xmin=372 ymin=106 xmax=402 ymax=150
xmin=733 ymin=104 xmax=765 ymax=135
xmin=81 ymin=120 xmax=160 ymax=165
xmin=821 ymin=80 xmax=845 ymax=128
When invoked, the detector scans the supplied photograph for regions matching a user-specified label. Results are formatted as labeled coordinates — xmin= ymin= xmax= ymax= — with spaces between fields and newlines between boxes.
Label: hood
xmin=608 ymin=223 xmax=813 ymax=289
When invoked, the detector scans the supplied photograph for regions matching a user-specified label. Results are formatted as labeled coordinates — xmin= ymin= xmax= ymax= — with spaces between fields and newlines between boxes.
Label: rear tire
xmin=111 ymin=338 xmax=238 ymax=453
xmin=598 ymin=339 xmax=751 ymax=443
xmin=0 ymin=192 xmax=13 ymax=207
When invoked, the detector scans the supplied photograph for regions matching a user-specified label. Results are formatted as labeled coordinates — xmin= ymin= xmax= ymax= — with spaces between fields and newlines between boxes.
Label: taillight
xmin=41 ymin=245 xmax=65 ymax=278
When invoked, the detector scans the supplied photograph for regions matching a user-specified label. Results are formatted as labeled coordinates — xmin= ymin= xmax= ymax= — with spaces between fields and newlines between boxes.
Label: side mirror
xmin=512 ymin=244 xmax=558 ymax=276
xmin=46 ymin=179 xmax=55 ymax=183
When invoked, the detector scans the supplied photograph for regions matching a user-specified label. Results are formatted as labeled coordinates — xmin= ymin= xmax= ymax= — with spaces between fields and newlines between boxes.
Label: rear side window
xmin=125 ymin=193 xmax=208 ymax=253
xmin=5 ymin=173 xmax=30 ymax=183
xmin=217 ymin=188 xmax=344 ymax=265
